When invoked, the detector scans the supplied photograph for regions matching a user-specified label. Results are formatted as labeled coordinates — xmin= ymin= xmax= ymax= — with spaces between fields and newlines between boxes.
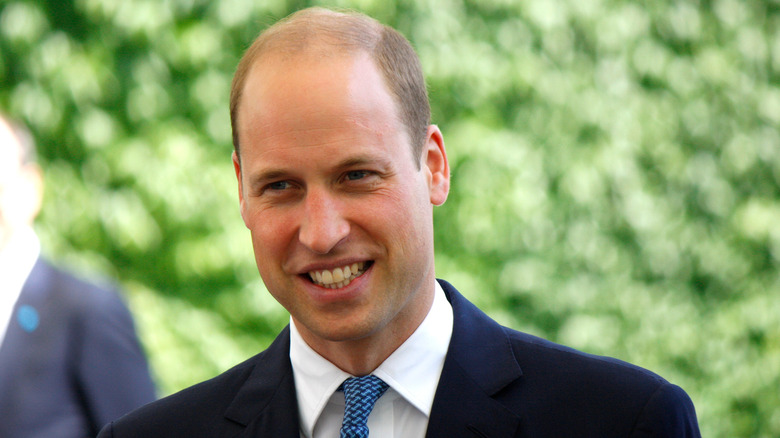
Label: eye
xmin=267 ymin=180 xmax=292 ymax=191
xmin=345 ymin=170 xmax=369 ymax=181
xmin=258 ymin=179 xmax=301 ymax=200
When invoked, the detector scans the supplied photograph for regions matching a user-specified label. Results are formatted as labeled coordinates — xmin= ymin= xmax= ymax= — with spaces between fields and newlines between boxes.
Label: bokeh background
xmin=1 ymin=0 xmax=779 ymax=435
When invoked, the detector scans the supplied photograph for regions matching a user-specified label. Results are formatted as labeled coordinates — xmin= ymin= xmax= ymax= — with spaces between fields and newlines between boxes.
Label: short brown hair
xmin=229 ymin=7 xmax=430 ymax=168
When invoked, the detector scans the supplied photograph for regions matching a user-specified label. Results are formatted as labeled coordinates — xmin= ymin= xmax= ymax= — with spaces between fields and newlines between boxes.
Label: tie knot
xmin=342 ymin=375 xmax=389 ymax=400
xmin=340 ymin=375 xmax=389 ymax=438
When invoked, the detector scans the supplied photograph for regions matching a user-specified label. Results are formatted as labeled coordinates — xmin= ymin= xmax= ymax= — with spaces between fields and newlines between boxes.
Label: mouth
xmin=306 ymin=261 xmax=372 ymax=289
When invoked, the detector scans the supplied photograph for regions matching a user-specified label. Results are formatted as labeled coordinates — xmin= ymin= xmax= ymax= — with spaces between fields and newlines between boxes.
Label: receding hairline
xmin=230 ymin=8 xmax=384 ymax=144
xmin=234 ymin=46 xmax=401 ymax=129
xmin=230 ymin=7 xmax=431 ymax=169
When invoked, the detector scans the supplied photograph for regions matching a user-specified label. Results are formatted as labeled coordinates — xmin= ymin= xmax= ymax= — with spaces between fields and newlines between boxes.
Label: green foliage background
xmin=2 ymin=0 xmax=779 ymax=435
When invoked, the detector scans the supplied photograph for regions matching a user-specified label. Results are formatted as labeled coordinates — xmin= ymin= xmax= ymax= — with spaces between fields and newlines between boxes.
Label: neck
xmin=295 ymin=286 xmax=435 ymax=376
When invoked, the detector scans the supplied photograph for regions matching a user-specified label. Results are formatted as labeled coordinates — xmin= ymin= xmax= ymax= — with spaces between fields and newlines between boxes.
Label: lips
xmin=308 ymin=261 xmax=369 ymax=289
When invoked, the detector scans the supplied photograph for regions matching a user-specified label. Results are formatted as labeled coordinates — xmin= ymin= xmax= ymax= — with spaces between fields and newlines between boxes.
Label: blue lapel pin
xmin=17 ymin=305 xmax=40 ymax=332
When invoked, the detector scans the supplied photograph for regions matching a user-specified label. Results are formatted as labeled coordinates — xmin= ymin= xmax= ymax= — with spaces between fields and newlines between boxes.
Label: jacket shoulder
xmin=436 ymin=279 xmax=700 ymax=436
xmin=103 ymin=354 xmax=258 ymax=437
xmin=505 ymin=327 xmax=667 ymax=385
xmin=501 ymin=326 xmax=700 ymax=436
xmin=101 ymin=326 xmax=296 ymax=438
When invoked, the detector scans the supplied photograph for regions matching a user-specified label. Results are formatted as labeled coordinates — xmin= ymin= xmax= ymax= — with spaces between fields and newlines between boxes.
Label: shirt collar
xmin=290 ymin=280 xmax=453 ymax=438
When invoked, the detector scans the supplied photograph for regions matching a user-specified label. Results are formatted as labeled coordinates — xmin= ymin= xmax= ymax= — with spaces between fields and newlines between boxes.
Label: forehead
xmin=236 ymin=51 xmax=405 ymax=159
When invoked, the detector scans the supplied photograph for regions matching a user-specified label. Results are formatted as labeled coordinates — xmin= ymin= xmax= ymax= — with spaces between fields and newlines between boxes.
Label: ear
xmin=422 ymin=125 xmax=450 ymax=206
xmin=232 ymin=151 xmax=250 ymax=228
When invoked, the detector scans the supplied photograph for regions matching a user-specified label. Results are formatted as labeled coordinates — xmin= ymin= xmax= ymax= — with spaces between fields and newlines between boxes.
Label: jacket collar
xmin=223 ymin=325 xmax=301 ymax=437
xmin=426 ymin=279 xmax=523 ymax=437
xmin=219 ymin=279 xmax=524 ymax=437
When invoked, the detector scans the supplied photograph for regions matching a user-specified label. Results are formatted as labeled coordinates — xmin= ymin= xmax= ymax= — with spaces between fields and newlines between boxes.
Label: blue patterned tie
xmin=339 ymin=375 xmax=389 ymax=438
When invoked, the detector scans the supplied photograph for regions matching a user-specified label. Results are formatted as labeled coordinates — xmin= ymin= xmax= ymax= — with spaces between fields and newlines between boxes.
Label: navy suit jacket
xmin=99 ymin=279 xmax=700 ymax=437
xmin=0 ymin=258 xmax=156 ymax=438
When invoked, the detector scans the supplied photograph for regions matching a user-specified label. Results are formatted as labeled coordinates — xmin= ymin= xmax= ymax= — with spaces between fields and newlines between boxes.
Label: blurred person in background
xmin=0 ymin=113 xmax=156 ymax=438
xmin=99 ymin=7 xmax=700 ymax=438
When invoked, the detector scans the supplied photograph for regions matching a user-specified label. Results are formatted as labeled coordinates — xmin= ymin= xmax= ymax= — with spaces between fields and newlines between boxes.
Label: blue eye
xmin=268 ymin=181 xmax=291 ymax=190
xmin=346 ymin=170 xmax=368 ymax=181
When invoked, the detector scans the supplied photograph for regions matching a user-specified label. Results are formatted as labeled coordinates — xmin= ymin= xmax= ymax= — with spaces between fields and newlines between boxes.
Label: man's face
xmin=0 ymin=121 xmax=35 ymax=249
xmin=233 ymin=52 xmax=449 ymax=354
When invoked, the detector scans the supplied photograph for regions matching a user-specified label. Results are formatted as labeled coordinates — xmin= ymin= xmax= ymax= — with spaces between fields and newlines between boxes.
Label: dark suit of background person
xmin=0 ymin=115 xmax=156 ymax=438
xmin=99 ymin=7 xmax=700 ymax=438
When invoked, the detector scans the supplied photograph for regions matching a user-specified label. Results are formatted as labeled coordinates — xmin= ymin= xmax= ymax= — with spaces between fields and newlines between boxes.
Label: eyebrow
xmin=334 ymin=154 xmax=391 ymax=170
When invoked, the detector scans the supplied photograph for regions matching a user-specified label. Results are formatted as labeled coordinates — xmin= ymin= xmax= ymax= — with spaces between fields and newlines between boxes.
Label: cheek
xmin=369 ymin=189 xmax=432 ymax=247
xmin=247 ymin=212 xmax=294 ymax=262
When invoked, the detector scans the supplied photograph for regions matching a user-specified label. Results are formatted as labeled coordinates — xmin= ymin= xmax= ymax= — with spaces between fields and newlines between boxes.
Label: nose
xmin=298 ymin=188 xmax=350 ymax=254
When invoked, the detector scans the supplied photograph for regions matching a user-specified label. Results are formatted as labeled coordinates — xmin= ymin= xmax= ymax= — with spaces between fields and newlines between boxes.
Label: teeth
xmin=309 ymin=262 xmax=367 ymax=288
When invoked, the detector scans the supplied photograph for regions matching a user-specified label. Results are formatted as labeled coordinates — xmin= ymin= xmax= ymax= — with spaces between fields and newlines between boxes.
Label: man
xmin=0 ymin=115 xmax=156 ymax=437
xmin=99 ymin=7 xmax=700 ymax=437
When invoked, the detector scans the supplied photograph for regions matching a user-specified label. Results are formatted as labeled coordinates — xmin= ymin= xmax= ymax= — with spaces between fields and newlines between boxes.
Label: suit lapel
xmin=0 ymin=259 xmax=65 ymax=430
xmin=0 ymin=259 xmax=49 ymax=399
xmin=222 ymin=326 xmax=301 ymax=438
xmin=426 ymin=280 xmax=523 ymax=438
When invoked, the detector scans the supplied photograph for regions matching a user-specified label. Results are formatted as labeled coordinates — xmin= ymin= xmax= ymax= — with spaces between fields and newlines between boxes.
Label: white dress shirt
xmin=0 ymin=227 xmax=40 ymax=345
xmin=290 ymin=280 xmax=453 ymax=438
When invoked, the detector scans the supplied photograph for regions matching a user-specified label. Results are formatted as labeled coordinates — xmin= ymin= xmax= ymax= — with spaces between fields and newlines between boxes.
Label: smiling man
xmin=99 ymin=7 xmax=701 ymax=438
